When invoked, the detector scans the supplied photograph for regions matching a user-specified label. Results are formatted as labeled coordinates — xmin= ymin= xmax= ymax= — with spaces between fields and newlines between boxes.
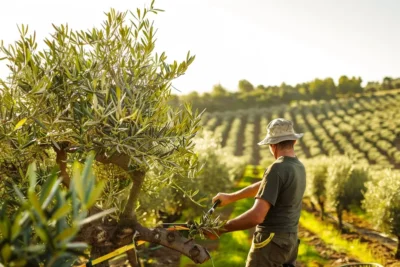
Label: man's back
xmin=256 ymin=156 xmax=306 ymax=233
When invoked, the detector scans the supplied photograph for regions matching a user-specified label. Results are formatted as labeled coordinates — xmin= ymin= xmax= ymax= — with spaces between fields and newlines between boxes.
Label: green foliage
xmin=238 ymin=79 xmax=254 ymax=94
xmin=303 ymin=157 xmax=329 ymax=217
xmin=172 ymin=75 xmax=397 ymax=112
xmin=137 ymin=130 xmax=246 ymax=225
xmin=363 ymin=169 xmax=400 ymax=237
xmin=0 ymin=2 xmax=210 ymax=263
xmin=326 ymin=157 xmax=369 ymax=229
xmin=338 ymin=76 xmax=363 ymax=95
xmin=0 ymin=153 xmax=112 ymax=267
xmin=308 ymin=78 xmax=336 ymax=99
xmin=0 ymin=4 xmax=199 ymax=176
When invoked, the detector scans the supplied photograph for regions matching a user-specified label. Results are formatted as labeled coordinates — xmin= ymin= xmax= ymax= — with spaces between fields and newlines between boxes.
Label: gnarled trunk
xmin=336 ymin=205 xmax=343 ymax=231
xmin=81 ymin=219 xmax=211 ymax=266
xmin=83 ymin=154 xmax=211 ymax=266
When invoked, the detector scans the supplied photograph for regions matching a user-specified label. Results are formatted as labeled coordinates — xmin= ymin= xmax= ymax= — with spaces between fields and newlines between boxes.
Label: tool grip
xmin=212 ymin=199 xmax=221 ymax=209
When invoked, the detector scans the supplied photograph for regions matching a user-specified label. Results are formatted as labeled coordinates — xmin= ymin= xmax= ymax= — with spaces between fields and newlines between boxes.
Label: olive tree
xmin=0 ymin=2 xmax=211 ymax=265
xmin=363 ymin=169 xmax=400 ymax=259
xmin=304 ymin=157 xmax=329 ymax=220
xmin=327 ymin=157 xmax=368 ymax=231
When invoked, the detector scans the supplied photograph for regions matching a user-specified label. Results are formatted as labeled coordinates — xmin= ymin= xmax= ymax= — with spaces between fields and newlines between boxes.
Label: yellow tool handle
xmin=77 ymin=241 xmax=145 ymax=267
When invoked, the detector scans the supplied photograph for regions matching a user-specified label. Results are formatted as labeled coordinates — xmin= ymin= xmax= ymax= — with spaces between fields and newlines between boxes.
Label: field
xmin=179 ymin=91 xmax=400 ymax=266
xmin=201 ymin=92 xmax=400 ymax=169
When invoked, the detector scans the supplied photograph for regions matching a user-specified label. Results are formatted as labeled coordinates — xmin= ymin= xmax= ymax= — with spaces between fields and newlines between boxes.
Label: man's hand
xmin=203 ymin=229 xmax=220 ymax=240
xmin=212 ymin=193 xmax=236 ymax=207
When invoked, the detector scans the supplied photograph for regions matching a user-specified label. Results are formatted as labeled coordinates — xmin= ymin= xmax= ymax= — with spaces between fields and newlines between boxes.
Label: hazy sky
xmin=0 ymin=0 xmax=399 ymax=94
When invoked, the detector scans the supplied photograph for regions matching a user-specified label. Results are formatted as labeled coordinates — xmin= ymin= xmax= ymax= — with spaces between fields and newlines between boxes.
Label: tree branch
xmin=134 ymin=224 xmax=211 ymax=264
xmin=85 ymin=220 xmax=211 ymax=264
xmin=122 ymin=170 xmax=146 ymax=219
xmin=55 ymin=146 xmax=70 ymax=187
xmin=95 ymin=151 xmax=145 ymax=220
xmin=95 ymin=152 xmax=130 ymax=171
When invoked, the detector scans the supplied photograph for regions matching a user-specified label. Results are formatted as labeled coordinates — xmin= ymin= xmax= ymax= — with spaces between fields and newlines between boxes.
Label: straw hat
xmin=258 ymin=118 xmax=303 ymax=145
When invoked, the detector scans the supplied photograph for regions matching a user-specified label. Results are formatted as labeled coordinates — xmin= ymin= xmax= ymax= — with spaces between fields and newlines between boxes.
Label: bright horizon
xmin=1 ymin=0 xmax=399 ymax=94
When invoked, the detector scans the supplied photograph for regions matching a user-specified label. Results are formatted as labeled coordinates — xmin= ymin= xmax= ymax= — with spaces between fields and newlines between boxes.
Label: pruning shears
xmin=206 ymin=199 xmax=221 ymax=216
xmin=161 ymin=199 xmax=221 ymax=230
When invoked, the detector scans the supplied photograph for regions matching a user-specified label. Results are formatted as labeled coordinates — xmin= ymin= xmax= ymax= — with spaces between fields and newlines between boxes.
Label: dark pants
xmin=245 ymin=228 xmax=299 ymax=267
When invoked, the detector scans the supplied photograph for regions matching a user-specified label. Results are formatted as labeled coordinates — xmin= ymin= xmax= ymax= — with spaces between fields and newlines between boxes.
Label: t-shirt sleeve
xmin=255 ymin=165 xmax=281 ymax=206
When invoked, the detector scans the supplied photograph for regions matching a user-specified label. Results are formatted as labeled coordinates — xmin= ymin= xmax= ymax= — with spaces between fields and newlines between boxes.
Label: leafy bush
xmin=327 ymin=157 xmax=369 ymax=230
xmin=0 ymin=153 xmax=111 ymax=267
xmin=363 ymin=169 xmax=400 ymax=259
xmin=304 ymin=157 xmax=329 ymax=219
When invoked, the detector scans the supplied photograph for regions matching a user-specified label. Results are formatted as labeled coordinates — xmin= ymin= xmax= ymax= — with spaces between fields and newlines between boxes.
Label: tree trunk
xmin=396 ymin=235 xmax=400 ymax=259
xmin=55 ymin=146 xmax=70 ymax=187
xmin=90 ymin=154 xmax=211 ymax=264
xmin=309 ymin=200 xmax=316 ymax=212
xmin=336 ymin=206 xmax=343 ymax=231
xmin=122 ymin=170 xmax=146 ymax=219
xmin=318 ymin=199 xmax=325 ymax=220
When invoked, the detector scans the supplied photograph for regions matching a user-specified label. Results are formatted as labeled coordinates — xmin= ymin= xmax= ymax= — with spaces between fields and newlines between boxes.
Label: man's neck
xmin=275 ymin=149 xmax=296 ymax=159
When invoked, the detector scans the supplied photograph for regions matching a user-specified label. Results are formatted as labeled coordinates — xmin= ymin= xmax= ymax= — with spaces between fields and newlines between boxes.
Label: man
xmin=210 ymin=118 xmax=306 ymax=267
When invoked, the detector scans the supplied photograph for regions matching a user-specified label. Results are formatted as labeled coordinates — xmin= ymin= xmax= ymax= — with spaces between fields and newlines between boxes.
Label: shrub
xmin=327 ymin=157 xmax=369 ymax=230
xmin=363 ymin=169 xmax=400 ymax=259
xmin=0 ymin=153 xmax=111 ymax=266
xmin=310 ymin=158 xmax=329 ymax=219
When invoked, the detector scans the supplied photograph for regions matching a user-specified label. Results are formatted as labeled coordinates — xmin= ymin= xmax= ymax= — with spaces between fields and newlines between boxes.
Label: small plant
xmin=0 ymin=152 xmax=113 ymax=266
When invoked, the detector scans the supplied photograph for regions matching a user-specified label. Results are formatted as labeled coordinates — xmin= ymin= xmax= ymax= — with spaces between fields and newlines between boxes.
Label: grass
xmin=300 ymin=210 xmax=384 ymax=264
xmin=297 ymin=242 xmax=328 ymax=267
xmin=180 ymin=230 xmax=251 ymax=267
xmin=242 ymin=165 xmax=265 ymax=179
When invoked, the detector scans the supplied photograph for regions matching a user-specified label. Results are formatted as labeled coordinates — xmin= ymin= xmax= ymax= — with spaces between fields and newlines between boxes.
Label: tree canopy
xmin=0 ymin=3 xmax=214 ymax=266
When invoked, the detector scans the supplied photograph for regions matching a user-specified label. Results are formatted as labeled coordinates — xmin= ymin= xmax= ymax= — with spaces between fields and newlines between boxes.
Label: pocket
xmin=252 ymin=232 xmax=275 ymax=249
xmin=268 ymin=235 xmax=295 ymax=263
xmin=270 ymin=236 xmax=293 ymax=252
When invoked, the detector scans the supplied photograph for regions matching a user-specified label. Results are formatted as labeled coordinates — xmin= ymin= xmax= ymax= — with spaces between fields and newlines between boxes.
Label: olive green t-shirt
xmin=256 ymin=156 xmax=306 ymax=233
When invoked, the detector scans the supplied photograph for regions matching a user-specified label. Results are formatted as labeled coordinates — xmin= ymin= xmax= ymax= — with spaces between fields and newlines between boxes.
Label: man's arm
xmin=205 ymin=198 xmax=271 ymax=239
xmin=212 ymin=181 xmax=262 ymax=206
xmin=223 ymin=198 xmax=271 ymax=232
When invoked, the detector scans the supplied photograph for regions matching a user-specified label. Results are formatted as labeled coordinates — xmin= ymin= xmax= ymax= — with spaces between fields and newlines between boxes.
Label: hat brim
xmin=257 ymin=133 xmax=304 ymax=146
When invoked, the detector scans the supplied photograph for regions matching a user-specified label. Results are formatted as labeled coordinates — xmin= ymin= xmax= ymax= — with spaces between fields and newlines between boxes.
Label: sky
xmin=0 ymin=0 xmax=399 ymax=94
